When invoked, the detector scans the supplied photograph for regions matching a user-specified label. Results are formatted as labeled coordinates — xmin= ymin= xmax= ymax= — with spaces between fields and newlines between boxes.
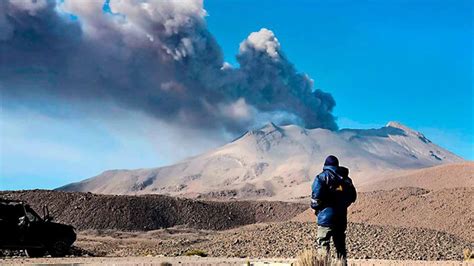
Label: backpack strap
xmin=319 ymin=171 xmax=330 ymax=185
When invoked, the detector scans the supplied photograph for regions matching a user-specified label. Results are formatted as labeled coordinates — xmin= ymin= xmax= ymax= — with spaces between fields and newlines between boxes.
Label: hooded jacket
xmin=311 ymin=165 xmax=357 ymax=228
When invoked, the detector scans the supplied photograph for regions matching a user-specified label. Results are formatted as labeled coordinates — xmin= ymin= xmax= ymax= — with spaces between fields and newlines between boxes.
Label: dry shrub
xmin=296 ymin=249 xmax=348 ymax=266
xmin=184 ymin=249 xmax=208 ymax=257
xmin=160 ymin=263 xmax=172 ymax=266
xmin=463 ymin=248 xmax=474 ymax=261
xmin=296 ymin=248 xmax=327 ymax=266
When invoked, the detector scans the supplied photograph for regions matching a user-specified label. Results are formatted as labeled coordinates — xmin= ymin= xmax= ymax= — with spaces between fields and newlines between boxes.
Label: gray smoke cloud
xmin=0 ymin=0 xmax=337 ymax=134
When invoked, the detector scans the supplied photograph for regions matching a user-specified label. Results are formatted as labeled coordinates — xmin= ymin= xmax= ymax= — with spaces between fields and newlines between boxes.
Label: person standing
xmin=310 ymin=155 xmax=357 ymax=263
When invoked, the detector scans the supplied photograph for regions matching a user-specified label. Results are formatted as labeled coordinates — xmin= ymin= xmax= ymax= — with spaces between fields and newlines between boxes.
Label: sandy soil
xmin=359 ymin=162 xmax=474 ymax=192
xmin=0 ymin=256 xmax=471 ymax=266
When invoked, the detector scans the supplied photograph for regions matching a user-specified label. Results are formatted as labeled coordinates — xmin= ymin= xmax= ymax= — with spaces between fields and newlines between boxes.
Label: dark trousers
xmin=316 ymin=225 xmax=347 ymax=259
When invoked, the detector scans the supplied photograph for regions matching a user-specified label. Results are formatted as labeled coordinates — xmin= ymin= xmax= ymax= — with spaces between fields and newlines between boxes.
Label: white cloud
xmin=239 ymin=28 xmax=281 ymax=59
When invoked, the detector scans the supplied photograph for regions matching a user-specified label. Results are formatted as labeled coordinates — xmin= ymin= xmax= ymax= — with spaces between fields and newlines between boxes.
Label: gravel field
xmin=1 ymin=190 xmax=472 ymax=263
xmin=0 ymin=256 xmax=472 ymax=266
xmin=294 ymin=187 xmax=474 ymax=242
xmin=60 ymin=222 xmax=473 ymax=261
xmin=0 ymin=190 xmax=306 ymax=231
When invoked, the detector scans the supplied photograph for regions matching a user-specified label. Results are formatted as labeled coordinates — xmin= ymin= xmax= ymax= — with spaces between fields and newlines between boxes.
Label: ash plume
xmin=0 ymin=0 xmax=338 ymax=134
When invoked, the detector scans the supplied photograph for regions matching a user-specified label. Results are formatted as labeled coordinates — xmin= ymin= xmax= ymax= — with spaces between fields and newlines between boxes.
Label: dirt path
xmin=0 ymin=256 xmax=470 ymax=266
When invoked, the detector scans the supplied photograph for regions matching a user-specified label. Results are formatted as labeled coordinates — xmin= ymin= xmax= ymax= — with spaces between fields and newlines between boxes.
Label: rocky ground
xmin=2 ymin=221 xmax=471 ymax=262
xmin=67 ymin=221 xmax=471 ymax=261
xmin=294 ymin=187 xmax=474 ymax=242
xmin=1 ymin=190 xmax=473 ymax=262
xmin=1 ymin=256 xmax=472 ymax=266
xmin=0 ymin=190 xmax=306 ymax=231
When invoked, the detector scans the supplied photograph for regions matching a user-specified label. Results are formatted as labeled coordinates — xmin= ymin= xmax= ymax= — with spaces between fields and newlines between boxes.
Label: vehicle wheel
xmin=25 ymin=248 xmax=46 ymax=258
xmin=48 ymin=240 xmax=69 ymax=257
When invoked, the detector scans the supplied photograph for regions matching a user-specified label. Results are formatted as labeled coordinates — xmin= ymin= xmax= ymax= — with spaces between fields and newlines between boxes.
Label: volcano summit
xmin=59 ymin=122 xmax=463 ymax=200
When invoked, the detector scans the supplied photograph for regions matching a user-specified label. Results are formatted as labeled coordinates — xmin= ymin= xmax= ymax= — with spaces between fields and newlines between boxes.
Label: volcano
xmin=58 ymin=122 xmax=463 ymax=200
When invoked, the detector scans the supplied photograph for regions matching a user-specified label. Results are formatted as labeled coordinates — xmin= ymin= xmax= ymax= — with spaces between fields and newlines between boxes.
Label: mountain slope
xmin=59 ymin=122 xmax=463 ymax=200
xmin=359 ymin=162 xmax=474 ymax=192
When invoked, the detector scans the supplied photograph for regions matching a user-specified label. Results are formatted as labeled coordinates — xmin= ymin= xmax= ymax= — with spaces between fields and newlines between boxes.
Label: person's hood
xmin=323 ymin=165 xmax=338 ymax=173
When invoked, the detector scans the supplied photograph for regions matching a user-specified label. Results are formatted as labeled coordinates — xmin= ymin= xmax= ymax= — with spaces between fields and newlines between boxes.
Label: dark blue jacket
xmin=311 ymin=166 xmax=357 ymax=228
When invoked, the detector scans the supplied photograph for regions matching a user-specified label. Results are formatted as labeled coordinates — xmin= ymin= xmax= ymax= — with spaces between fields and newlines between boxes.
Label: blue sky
xmin=204 ymin=0 xmax=473 ymax=157
xmin=0 ymin=0 xmax=472 ymax=190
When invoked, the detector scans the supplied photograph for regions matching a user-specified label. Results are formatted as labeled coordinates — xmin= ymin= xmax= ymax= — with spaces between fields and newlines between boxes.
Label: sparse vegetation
xmin=296 ymin=248 xmax=327 ymax=266
xmin=297 ymin=249 xmax=318 ymax=266
xmin=296 ymin=248 xmax=351 ymax=266
xmin=184 ymin=249 xmax=208 ymax=257
xmin=463 ymin=248 xmax=474 ymax=261
xmin=160 ymin=262 xmax=172 ymax=266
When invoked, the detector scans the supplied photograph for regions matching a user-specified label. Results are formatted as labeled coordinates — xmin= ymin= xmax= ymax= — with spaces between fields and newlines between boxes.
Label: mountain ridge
xmin=58 ymin=122 xmax=463 ymax=200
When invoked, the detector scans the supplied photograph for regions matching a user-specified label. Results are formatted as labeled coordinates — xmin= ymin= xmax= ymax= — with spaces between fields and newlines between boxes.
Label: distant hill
xmin=58 ymin=122 xmax=463 ymax=200
xmin=359 ymin=162 xmax=474 ymax=191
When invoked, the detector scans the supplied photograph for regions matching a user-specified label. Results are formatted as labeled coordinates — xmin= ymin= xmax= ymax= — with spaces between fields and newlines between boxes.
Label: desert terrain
xmin=3 ymin=257 xmax=472 ymax=266
xmin=1 ymin=163 xmax=472 ymax=264
xmin=1 ymin=164 xmax=473 ymax=264
xmin=359 ymin=162 xmax=474 ymax=192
